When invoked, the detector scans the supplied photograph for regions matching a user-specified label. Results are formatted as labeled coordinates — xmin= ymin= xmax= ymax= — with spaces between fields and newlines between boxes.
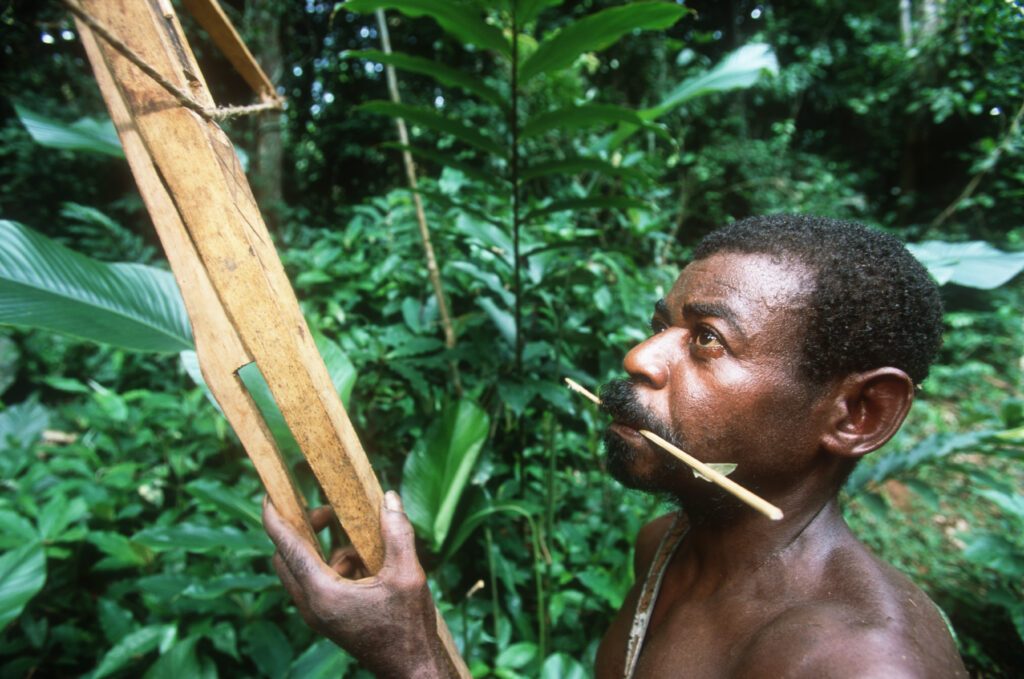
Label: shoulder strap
xmin=623 ymin=513 xmax=689 ymax=678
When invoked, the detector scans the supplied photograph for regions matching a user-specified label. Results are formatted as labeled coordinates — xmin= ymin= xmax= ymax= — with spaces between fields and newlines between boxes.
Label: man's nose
xmin=622 ymin=331 xmax=677 ymax=390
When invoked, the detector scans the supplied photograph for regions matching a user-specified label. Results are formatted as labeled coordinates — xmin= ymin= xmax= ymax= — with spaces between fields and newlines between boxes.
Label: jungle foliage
xmin=1 ymin=0 xmax=1023 ymax=677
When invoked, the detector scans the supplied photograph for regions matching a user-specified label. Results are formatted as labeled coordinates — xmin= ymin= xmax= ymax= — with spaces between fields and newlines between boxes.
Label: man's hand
xmin=262 ymin=491 xmax=450 ymax=678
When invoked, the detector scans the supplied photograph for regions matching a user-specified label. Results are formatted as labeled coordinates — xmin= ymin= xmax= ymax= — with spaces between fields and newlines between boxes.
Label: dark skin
xmin=263 ymin=252 xmax=967 ymax=678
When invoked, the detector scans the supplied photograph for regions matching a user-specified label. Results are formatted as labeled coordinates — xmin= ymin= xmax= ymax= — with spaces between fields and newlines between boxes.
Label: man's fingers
xmin=308 ymin=505 xmax=336 ymax=532
xmin=262 ymin=497 xmax=339 ymax=585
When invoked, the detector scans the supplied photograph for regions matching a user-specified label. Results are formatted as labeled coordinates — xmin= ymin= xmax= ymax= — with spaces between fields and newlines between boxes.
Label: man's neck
xmin=675 ymin=491 xmax=848 ymax=589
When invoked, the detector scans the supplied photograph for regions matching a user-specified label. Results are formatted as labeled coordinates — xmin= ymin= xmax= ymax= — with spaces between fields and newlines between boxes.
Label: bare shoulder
xmin=733 ymin=544 xmax=967 ymax=679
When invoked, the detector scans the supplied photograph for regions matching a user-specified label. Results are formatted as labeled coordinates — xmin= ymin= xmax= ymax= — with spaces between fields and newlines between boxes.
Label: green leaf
xmin=87 ymin=531 xmax=155 ymax=570
xmin=92 ymin=623 xmax=177 ymax=679
xmin=541 ymin=653 xmax=588 ymax=679
xmin=0 ymin=542 xmax=46 ymax=629
xmin=906 ymin=240 xmax=1024 ymax=289
xmin=15 ymin=104 xmax=124 ymax=158
xmin=242 ymin=620 xmax=293 ymax=679
xmin=344 ymin=0 xmax=511 ymax=57
xmin=520 ymin=103 xmax=662 ymax=140
xmin=519 ymin=155 xmax=651 ymax=183
xmin=517 ymin=0 xmax=563 ymax=26
xmin=344 ymin=49 xmax=507 ymax=110
xmin=608 ymin=43 xmax=778 ymax=149
xmin=359 ymin=101 xmax=506 ymax=158
xmin=478 ymin=296 xmax=516 ymax=348
xmin=0 ymin=220 xmax=193 ymax=353
xmin=523 ymin=196 xmax=648 ymax=223
xmin=640 ymin=43 xmax=779 ymax=120
xmin=181 ymin=332 xmax=356 ymax=460
xmin=401 ymin=399 xmax=489 ymax=551
xmin=288 ymin=639 xmax=356 ymax=678
xmin=0 ymin=395 xmax=50 ymax=450
xmin=518 ymin=3 xmax=688 ymax=83
xmin=381 ymin=142 xmax=507 ymax=191
xmin=962 ymin=534 xmax=1024 ymax=577
xmin=143 ymin=636 xmax=202 ymax=679
xmin=179 ymin=573 xmax=281 ymax=599
xmin=133 ymin=524 xmax=268 ymax=553
xmin=495 ymin=641 xmax=538 ymax=669
xmin=186 ymin=479 xmax=262 ymax=527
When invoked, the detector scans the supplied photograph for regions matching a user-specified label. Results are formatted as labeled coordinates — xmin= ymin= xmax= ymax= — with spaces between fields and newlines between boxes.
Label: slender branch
xmin=511 ymin=11 xmax=523 ymax=376
xmin=375 ymin=9 xmax=462 ymax=394
xmin=931 ymin=96 xmax=1024 ymax=230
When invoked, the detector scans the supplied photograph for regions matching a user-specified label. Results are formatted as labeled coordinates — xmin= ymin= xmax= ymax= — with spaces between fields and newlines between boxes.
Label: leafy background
xmin=1 ymin=0 xmax=1023 ymax=677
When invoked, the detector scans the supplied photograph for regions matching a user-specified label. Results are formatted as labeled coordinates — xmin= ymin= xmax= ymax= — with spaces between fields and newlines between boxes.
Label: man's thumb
xmin=379 ymin=491 xmax=420 ymax=572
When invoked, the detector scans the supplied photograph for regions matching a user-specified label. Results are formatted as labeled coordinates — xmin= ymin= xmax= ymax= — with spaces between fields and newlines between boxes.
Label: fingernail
xmin=384 ymin=490 xmax=403 ymax=512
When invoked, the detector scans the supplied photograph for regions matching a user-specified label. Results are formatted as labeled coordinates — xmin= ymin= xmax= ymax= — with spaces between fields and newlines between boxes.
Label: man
xmin=263 ymin=215 xmax=968 ymax=677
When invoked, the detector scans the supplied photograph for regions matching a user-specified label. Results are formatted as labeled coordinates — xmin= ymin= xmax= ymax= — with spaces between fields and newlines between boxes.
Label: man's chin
xmin=603 ymin=428 xmax=668 ymax=492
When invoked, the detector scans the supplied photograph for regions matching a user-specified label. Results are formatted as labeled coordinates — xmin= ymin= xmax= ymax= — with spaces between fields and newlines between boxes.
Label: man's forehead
xmin=663 ymin=252 xmax=813 ymax=321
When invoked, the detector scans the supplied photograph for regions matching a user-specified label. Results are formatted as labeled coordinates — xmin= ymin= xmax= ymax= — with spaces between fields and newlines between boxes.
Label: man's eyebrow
xmin=682 ymin=301 xmax=747 ymax=340
xmin=654 ymin=298 xmax=670 ymax=317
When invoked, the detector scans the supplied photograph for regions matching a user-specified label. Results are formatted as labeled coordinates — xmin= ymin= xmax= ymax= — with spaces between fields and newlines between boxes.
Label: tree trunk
xmin=246 ymin=0 xmax=284 ymax=231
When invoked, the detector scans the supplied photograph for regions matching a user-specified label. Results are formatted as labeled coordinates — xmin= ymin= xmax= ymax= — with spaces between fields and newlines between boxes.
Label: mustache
xmin=599 ymin=378 xmax=676 ymax=444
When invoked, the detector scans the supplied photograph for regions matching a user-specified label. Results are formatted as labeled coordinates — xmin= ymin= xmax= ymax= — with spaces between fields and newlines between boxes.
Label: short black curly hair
xmin=693 ymin=215 xmax=944 ymax=385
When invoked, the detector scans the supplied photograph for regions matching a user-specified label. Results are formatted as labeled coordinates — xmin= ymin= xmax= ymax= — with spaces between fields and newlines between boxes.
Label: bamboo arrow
xmin=69 ymin=1 xmax=468 ymax=675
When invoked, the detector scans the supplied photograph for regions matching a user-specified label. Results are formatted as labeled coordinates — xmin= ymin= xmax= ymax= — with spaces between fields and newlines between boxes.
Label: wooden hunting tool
xmin=69 ymin=0 xmax=469 ymax=674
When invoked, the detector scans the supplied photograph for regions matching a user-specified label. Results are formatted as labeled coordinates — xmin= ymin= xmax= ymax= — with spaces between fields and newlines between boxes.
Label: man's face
xmin=601 ymin=252 xmax=832 ymax=506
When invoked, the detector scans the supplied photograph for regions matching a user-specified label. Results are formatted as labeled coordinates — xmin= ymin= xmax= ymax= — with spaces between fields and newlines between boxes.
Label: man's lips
xmin=608 ymin=420 xmax=648 ymax=444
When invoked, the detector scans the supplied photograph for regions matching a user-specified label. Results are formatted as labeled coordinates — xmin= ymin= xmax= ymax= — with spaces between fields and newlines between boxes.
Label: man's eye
xmin=651 ymin=319 xmax=669 ymax=334
xmin=694 ymin=328 xmax=723 ymax=348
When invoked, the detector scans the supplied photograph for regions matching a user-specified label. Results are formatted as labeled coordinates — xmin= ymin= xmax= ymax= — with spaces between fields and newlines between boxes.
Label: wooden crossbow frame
xmin=69 ymin=1 xmax=468 ymax=675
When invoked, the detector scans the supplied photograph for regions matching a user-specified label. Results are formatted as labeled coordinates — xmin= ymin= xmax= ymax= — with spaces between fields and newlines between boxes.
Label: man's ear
xmin=819 ymin=368 xmax=915 ymax=459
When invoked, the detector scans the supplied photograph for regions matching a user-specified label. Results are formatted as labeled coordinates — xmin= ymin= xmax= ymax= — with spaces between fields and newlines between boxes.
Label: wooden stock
xmin=73 ymin=2 xmax=468 ymax=675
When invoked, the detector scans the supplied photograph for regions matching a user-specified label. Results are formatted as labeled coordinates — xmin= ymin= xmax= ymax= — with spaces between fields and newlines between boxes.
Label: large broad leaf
xmin=15 ymin=104 xmax=124 ymax=158
xmin=344 ymin=0 xmax=511 ymax=58
xmin=906 ymin=240 xmax=1024 ymax=289
xmin=608 ymin=43 xmax=777 ymax=149
xmin=344 ymin=49 xmax=507 ymax=111
xmin=401 ymin=399 xmax=489 ymax=552
xmin=0 ymin=542 xmax=46 ymax=629
xmin=518 ymin=3 xmax=688 ymax=84
xmin=0 ymin=220 xmax=193 ymax=353
xmin=640 ymin=43 xmax=779 ymax=120
xmin=359 ymin=101 xmax=506 ymax=157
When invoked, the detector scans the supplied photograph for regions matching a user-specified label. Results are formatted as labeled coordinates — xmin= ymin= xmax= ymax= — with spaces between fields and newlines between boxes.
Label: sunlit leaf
xmin=0 ymin=542 xmax=45 ymax=629
xmin=93 ymin=624 xmax=177 ymax=679
xmin=344 ymin=0 xmax=510 ymax=57
xmin=907 ymin=240 xmax=1024 ymax=289
xmin=519 ymin=3 xmax=688 ymax=83
xmin=640 ymin=43 xmax=779 ymax=120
